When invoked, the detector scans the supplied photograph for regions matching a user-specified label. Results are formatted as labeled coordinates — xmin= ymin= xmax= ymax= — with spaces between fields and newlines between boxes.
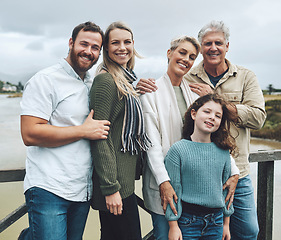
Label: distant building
xmin=2 ymin=83 xmax=17 ymax=92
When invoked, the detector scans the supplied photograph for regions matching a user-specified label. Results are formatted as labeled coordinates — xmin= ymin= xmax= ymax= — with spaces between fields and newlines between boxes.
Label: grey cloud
xmin=0 ymin=0 xmax=280 ymax=89
xmin=25 ymin=40 xmax=44 ymax=51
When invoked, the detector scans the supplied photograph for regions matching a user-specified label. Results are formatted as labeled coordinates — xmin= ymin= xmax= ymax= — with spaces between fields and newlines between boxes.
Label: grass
xmin=7 ymin=92 xmax=22 ymax=98
xmin=263 ymin=94 xmax=281 ymax=101
xmin=251 ymin=94 xmax=281 ymax=141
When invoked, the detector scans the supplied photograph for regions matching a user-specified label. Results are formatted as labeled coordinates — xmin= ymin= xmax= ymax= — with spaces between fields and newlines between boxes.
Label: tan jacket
xmin=184 ymin=59 xmax=266 ymax=178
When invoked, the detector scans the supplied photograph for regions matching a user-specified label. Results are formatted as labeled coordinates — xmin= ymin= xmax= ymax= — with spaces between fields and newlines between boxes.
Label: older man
xmin=184 ymin=20 xmax=266 ymax=240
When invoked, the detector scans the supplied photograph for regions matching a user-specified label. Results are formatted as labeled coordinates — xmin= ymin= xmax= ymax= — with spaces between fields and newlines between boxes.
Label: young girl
xmin=89 ymin=22 xmax=151 ymax=240
xmin=164 ymin=93 xmax=239 ymax=240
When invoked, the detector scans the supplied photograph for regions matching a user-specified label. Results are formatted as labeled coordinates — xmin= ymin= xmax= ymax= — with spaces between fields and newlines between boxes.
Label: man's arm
xmin=21 ymin=109 xmax=110 ymax=147
xmin=235 ymin=71 xmax=266 ymax=129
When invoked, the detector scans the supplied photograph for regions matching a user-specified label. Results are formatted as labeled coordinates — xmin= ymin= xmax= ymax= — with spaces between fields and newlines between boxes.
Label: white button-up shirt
xmin=20 ymin=59 xmax=93 ymax=201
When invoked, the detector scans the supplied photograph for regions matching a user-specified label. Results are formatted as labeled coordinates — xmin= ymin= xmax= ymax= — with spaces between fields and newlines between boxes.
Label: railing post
xmin=257 ymin=161 xmax=274 ymax=240
xmin=0 ymin=203 xmax=27 ymax=233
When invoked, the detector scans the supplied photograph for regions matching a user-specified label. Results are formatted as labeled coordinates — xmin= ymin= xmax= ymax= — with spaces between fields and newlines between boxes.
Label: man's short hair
xmin=71 ymin=21 xmax=104 ymax=44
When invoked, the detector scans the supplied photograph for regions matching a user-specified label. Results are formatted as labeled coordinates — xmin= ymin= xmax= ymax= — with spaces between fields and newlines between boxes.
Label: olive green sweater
xmin=89 ymin=72 xmax=138 ymax=211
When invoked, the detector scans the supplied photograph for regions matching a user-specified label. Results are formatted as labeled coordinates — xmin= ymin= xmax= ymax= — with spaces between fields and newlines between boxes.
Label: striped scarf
xmin=119 ymin=66 xmax=152 ymax=155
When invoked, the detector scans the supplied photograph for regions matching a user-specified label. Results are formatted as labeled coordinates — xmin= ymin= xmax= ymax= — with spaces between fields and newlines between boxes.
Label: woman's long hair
xmin=182 ymin=93 xmax=239 ymax=155
xmin=97 ymin=21 xmax=140 ymax=98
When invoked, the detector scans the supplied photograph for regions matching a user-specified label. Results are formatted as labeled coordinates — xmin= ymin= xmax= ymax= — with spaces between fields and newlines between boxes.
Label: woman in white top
xmin=140 ymin=36 xmax=200 ymax=240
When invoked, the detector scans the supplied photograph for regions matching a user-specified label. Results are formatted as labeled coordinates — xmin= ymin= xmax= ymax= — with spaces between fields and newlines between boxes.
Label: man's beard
xmin=69 ymin=47 xmax=98 ymax=74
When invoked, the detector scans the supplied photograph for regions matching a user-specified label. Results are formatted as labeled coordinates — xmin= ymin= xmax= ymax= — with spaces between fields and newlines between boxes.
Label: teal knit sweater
xmin=165 ymin=139 xmax=234 ymax=221
xmin=89 ymin=72 xmax=138 ymax=211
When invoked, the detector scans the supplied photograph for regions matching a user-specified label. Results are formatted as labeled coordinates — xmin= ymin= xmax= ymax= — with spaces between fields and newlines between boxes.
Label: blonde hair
xmin=97 ymin=21 xmax=140 ymax=98
xmin=170 ymin=35 xmax=201 ymax=55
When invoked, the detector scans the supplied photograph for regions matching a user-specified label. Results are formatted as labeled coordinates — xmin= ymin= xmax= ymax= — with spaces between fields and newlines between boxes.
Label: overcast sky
xmin=1 ymin=0 xmax=280 ymax=90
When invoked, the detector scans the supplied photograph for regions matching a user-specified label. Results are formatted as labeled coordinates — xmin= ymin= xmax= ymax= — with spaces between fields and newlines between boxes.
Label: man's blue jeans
xmin=178 ymin=211 xmax=223 ymax=239
xmin=230 ymin=175 xmax=259 ymax=240
xmin=18 ymin=187 xmax=90 ymax=240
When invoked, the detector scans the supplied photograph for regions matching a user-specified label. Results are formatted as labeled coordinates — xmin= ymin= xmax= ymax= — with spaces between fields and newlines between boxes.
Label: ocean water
xmin=0 ymin=94 xmax=280 ymax=239
xmin=0 ymin=95 xmax=26 ymax=170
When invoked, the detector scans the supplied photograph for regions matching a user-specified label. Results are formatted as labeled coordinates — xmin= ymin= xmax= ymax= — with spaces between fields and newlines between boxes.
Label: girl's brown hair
xmin=182 ymin=93 xmax=239 ymax=154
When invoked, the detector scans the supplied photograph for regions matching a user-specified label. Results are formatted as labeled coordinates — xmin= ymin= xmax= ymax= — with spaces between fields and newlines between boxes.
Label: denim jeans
xmin=230 ymin=175 xmax=259 ymax=239
xmin=151 ymin=212 xmax=169 ymax=240
xmin=18 ymin=187 xmax=90 ymax=240
xmin=178 ymin=211 xmax=223 ymax=239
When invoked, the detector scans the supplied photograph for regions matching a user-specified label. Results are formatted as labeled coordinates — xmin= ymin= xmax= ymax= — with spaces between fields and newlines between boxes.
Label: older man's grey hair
xmin=198 ymin=20 xmax=230 ymax=45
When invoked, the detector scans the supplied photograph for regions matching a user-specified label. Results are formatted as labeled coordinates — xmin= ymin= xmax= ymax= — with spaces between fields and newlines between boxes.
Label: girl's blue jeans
xmin=178 ymin=211 xmax=223 ymax=240
xmin=18 ymin=187 xmax=90 ymax=240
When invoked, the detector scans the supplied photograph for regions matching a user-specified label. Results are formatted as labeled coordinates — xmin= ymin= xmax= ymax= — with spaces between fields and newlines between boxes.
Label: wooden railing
xmin=249 ymin=149 xmax=281 ymax=240
xmin=0 ymin=168 xmax=156 ymax=240
xmin=1 ymin=149 xmax=281 ymax=240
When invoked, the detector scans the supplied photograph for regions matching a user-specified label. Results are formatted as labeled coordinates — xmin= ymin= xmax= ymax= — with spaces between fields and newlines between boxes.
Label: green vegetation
xmin=251 ymin=96 xmax=281 ymax=141
xmin=263 ymin=84 xmax=281 ymax=95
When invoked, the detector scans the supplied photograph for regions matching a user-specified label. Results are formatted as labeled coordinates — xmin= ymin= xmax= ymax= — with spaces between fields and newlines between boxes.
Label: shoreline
xmin=250 ymin=136 xmax=281 ymax=144
xmin=0 ymin=92 xmax=22 ymax=98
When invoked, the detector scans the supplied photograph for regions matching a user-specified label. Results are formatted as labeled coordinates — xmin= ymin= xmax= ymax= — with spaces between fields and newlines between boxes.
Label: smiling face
xmin=201 ymin=31 xmax=229 ymax=69
xmin=67 ymin=30 xmax=102 ymax=79
xmin=107 ymin=28 xmax=134 ymax=68
xmin=167 ymin=41 xmax=197 ymax=80
xmin=191 ymin=100 xmax=223 ymax=137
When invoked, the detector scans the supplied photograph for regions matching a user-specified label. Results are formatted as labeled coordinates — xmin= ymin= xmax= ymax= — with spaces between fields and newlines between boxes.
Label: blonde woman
xmin=89 ymin=21 xmax=151 ymax=240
